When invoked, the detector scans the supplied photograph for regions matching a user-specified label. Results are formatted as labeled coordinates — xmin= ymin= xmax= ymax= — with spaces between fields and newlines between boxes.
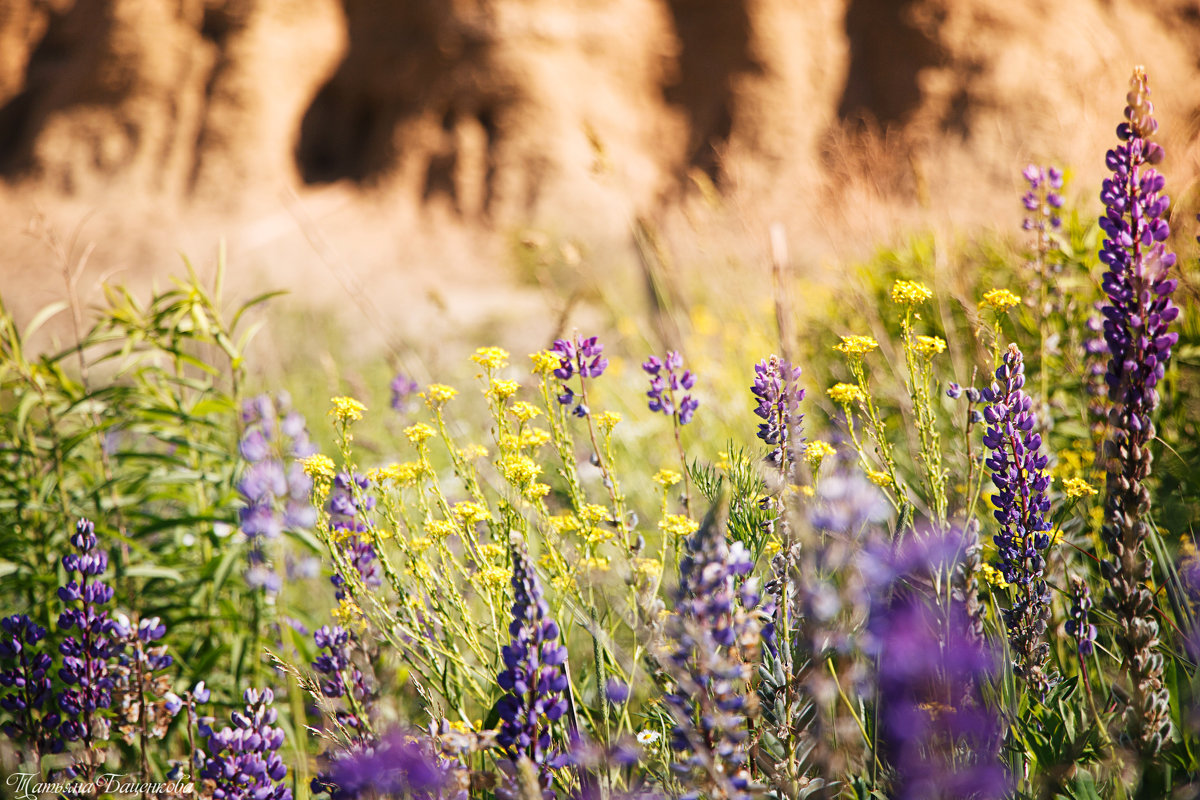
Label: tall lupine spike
xmin=751 ymin=355 xmax=805 ymax=474
xmin=551 ymin=334 xmax=608 ymax=418
xmin=662 ymin=506 xmax=760 ymax=800
xmin=327 ymin=472 xmax=382 ymax=602
xmin=56 ymin=518 xmax=124 ymax=766
xmin=1097 ymin=66 xmax=1178 ymax=755
xmin=201 ymin=687 xmax=292 ymax=800
xmin=495 ymin=533 xmax=569 ymax=798
xmin=0 ymin=614 xmax=63 ymax=760
xmin=981 ymin=344 xmax=1055 ymax=697
xmin=642 ymin=351 xmax=699 ymax=425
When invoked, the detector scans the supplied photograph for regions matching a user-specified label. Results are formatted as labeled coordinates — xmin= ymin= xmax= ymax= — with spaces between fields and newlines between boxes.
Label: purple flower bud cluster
xmin=551 ymin=335 xmax=608 ymax=417
xmin=980 ymin=344 xmax=1054 ymax=695
xmin=327 ymin=473 xmax=381 ymax=601
xmin=495 ymin=534 xmax=569 ymax=796
xmin=313 ymin=625 xmax=371 ymax=736
xmin=1021 ymin=165 xmax=1064 ymax=232
xmin=110 ymin=615 xmax=179 ymax=745
xmin=1065 ymin=579 xmax=1097 ymax=657
xmin=390 ymin=373 xmax=420 ymax=414
xmin=642 ymin=351 xmax=699 ymax=425
xmin=238 ymin=394 xmax=318 ymax=594
xmin=1097 ymin=66 xmax=1177 ymax=755
xmin=751 ymin=355 xmax=804 ymax=472
xmin=0 ymin=614 xmax=63 ymax=757
xmin=867 ymin=531 xmax=1005 ymax=800
xmin=664 ymin=515 xmax=760 ymax=799
xmin=56 ymin=519 xmax=124 ymax=744
xmin=201 ymin=687 xmax=292 ymax=800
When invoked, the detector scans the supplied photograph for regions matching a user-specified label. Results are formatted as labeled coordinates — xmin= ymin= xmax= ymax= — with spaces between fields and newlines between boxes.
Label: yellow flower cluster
xmin=980 ymin=288 xmax=1022 ymax=312
xmin=547 ymin=514 xmax=580 ymax=533
xmin=834 ymin=335 xmax=879 ymax=357
xmin=476 ymin=565 xmax=509 ymax=592
xmin=423 ymin=384 xmax=458 ymax=407
xmin=581 ymin=556 xmax=611 ymax=573
xmin=426 ymin=519 xmax=457 ymax=540
xmin=659 ymin=514 xmax=699 ymax=537
xmin=502 ymin=428 xmax=551 ymax=451
xmin=510 ymin=401 xmax=542 ymax=422
xmin=1063 ymin=477 xmax=1098 ymax=499
xmin=333 ymin=599 xmax=367 ymax=633
xmin=329 ymin=396 xmax=366 ymax=423
xmin=827 ymin=382 xmax=865 ymax=405
xmin=805 ymin=440 xmax=836 ymax=468
xmin=300 ymin=453 xmax=336 ymax=481
xmin=478 ymin=543 xmax=506 ymax=562
xmin=866 ymin=469 xmax=893 ymax=487
xmin=405 ymin=423 xmax=436 ymax=444
xmin=452 ymin=501 xmax=492 ymax=525
xmin=457 ymin=444 xmax=489 ymax=461
xmin=579 ymin=504 xmax=610 ymax=524
xmin=762 ymin=537 xmax=782 ymax=556
xmin=471 ymin=347 xmax=510 ymax=370
xmin=529 ymin=350 xmax=561 ymax=375
xmin=498 ymin=453 xmax=541 ymax=486
xmin=633 ymin=558 xmax=662 ymax=581
xmin=891 ymin=280 xmax=933 ymax=306
xmin=979 ymin=563 xmax=1008 ymax=589
xmin=584 ymin=526 xmax=616 ymax=546
xmin=653 ymin=469 xmax=682 ymax=487
xmin=913 ymin=335 xmax=947 ymax=356
xmin=409 ymin=536 xmax=433 ymax=551
xmin=594 ymin=411 xmax=622 ymax=433
xmin=487 ymin=378 xmax=521 ymax=401
xmin=525 ymin=482 xmax=551 ymax=501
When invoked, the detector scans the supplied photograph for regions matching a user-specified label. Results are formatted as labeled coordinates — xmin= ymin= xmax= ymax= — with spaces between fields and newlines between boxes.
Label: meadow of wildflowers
xmin=3 ymin=66 xmax=1200 ymax=800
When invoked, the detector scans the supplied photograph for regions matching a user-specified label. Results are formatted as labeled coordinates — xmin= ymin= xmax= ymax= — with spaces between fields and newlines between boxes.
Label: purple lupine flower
xmin=662 ymin=512 xmax=760 ymax=800
xmin=56 ymin=519 xmax=124 ymax=746
xmin=315 ymin=730 xmax=455 ymax=800
xmin=642 ymin=351 xmax=699 ymax=425
xmin=551 ymin=335 xmax=608 ymax=417
xmin=867 ymin=530 xmax=1006 ymax=800
xmin=751 ymin=355 xmax=804 ymax=471
xmin=201 ymin=687 xmax=291 ymax=800
xmin=327 ymin=473 xmax=381 ymax=601
xmin=390 ymin=373 xmax=420 ymax=414
xmin=237 ymin=393 xmax=318 ymax=594
xmin=604 ymin=678 xmax=629 ymax=706
xmin=1065 ymin=578 xmax=1097 ymax=657
xmin=110 ymin=614 xmax=179 ymax=745
xmin=312 ymin=625 xmax=373 ymax=738
xmin=0 ymin=615 xmax=63 ymax=758
xmin=1021 ymin=164 xmax=1064 ymax=231
xmin=495 ymin=534 xmax=569 ymax=796
xmin=980 ymin=343 xmax=1054 ymax=695
xmin=1097 ymin=66 xmax=1178 ymax=755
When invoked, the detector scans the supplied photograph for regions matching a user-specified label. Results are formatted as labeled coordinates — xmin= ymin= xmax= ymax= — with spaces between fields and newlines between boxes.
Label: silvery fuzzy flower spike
xmin=1097 ymin=66 xmax=1178 ymax=756
xmin=981 ymin=343 xmax=1055 ymax=697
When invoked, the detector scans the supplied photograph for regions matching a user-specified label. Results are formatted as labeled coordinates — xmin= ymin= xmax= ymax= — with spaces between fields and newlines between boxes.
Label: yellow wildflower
xmin=805 ymin=441 xmax=836 ymax=469
xmin=408 ymin=560 xmax=433 ymax=580
xmin=1062 ymin=477 xmax=1098 ymax=499
xmin=426 ymin=519 xmax=457 ymax=540
xmin=913 ymin=335 xmax=947 ymax=357
xmin=827 ymin=382 xmax=865 ymax=405
xmin=530 ymin=350 xmax=562 ymax=375
xmin=716 ymin=451 xmax=731 ymax=471
xmin=580 ymin=504 xmax=610 ymax=524
xmin=548 ymin=514 xmax=580 ymax=533
xmin=659 ymin=514 xmax=699 ymax=537
xmin=979 ymin=564 xmax=1008 ymax=589
xmin=510 ymin=401 xmax=542 ymax=422
xmin=405 ymin=423 xmax=436 ymax=444
xmin=799 ymin=485 xmax=816 ymax=497
xmin=476 ymin=565 xmax=509 ymax=592
xmin=300 ymin=453 xmax=336 ymax=481
xmin=891 ymin=280 xmax=933 ymax=306
xmin=498 ymin=454 xmax=541 ymax=486
xmin=584 ymin=526 xmax=616 ymax=546
xmin=581 ymin=556 xmax=611 ymax=573
xmin=329 ymin=396 xmax=366 ymax=423
xmin=409 ymin=536 xmax=433 ymax=551
xmin=423 ymin=384 xmax=458 ymax=407
xmin=458 ymin=444 xmax=488 ymax=461
xmin=866 ymin=469 xmax=893 ymax=487
xmin=452 ymin=501 xmax=492 ymax=525
xmin=653 ymin=469 xmax=682 ymax=488
xmin=519 ymin=428 xmax=552 ymax=449
xmin=594 ymin=411 xmax=622 ymax=433
xmin=762 ymin=538 xmax=782 ymax=556
xmin=333 ymin=599 xmax=366 ymax=633
xmin=479 ymin=543 xmax=506 ymax=562
xmin=633 ymin=558 xmax=662 ymax=579
xmin=525 ymin=482 xmax=551 ymax=501
xmin=487 ymin=378 xmax=521 ymax=401
xmin=834 ymin=335 xmax=879 ymax=357
xmin=980 ymin=289 xmax=1022 ymax=313
xmin=471 ymin=347 xmax=510 ymax=370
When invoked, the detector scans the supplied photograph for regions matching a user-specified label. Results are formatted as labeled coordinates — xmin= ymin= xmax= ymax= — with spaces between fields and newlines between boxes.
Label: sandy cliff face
xmin=1 ymin=0 xmax=1198 ymax=336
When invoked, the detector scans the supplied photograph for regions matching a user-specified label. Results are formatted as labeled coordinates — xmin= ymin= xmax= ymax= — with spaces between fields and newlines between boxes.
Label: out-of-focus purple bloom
xmin=751 ymin=355 xmax=804 ymax=472
xmin=945 ymin=382 xmax=962 ymax=399
xmin=327 ymin=473 xmax=381 ymax=601
xmin=57 ymin=519 xmax=123 ymax=745
xmin=0 ymin=614 xmax=63 ymax=756
xmin=390 ymin=373 xmax=420 ymax=414
xmin=495 ymin=534 xmax=569 ymax=796
xmin=604 ymin=678 xmax=629 ymax=706
xmin=316 ymin=730 xmax=455 ymax=800
xmin=642 ymin=351 xmax=699 ymax=425
xmin=551 ymin=335 xmax=607 ymax=417
xmin=663 ymin=512 xmax=759 ymax=799
xmin=980 ymin=344 xmax=1054 ymax=695
xmin=237 ymin=393 xmax=318 ymax=594
xmin=201 ymin=687 xmax=291 ymax=800
xmin=1097 ymin=66 xmax=1176 ymax=755
xmin=1021 ymin=164 xmax=1064 ymax=231
xmin=866 ymin=529 xmax=1006 ymax=800
xmin=1065 ymin=578 xmax=1097 ymax=657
